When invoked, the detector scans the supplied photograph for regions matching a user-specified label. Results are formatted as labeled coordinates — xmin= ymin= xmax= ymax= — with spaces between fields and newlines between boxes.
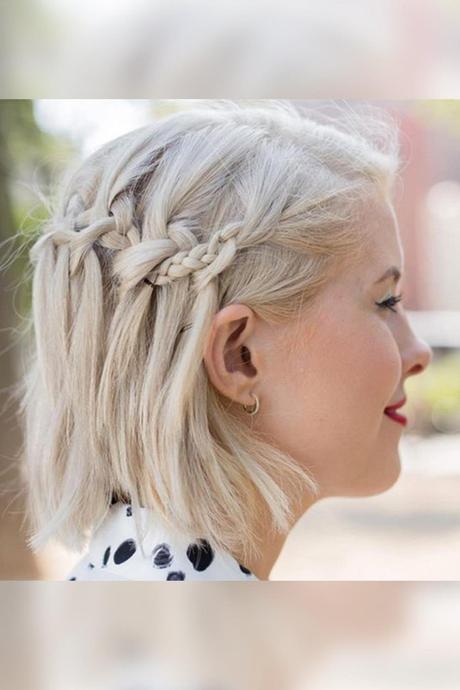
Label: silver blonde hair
xmin=16 ymin=100 xmax=401 ymax=562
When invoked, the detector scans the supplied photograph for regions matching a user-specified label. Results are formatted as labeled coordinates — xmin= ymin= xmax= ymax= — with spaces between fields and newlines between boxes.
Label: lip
xmin=384 ymin=397 xmax=407 ymax=427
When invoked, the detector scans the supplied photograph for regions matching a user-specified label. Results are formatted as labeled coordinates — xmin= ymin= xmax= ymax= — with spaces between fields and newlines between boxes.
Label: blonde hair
xmin=16 ymin=100 xmax=401 ymax=562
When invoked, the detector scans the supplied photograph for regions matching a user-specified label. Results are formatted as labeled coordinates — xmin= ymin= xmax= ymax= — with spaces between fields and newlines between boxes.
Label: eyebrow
xmin=374 ymin=266 xmax=401 ymax=284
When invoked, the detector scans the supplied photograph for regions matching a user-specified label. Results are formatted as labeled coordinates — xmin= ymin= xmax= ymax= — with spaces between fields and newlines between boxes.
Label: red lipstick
xmin=384 ymin=397 xmax=407 ymax=427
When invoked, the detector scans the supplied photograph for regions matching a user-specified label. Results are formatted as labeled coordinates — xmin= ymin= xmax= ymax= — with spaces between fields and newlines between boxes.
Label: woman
xmin=19 ymin=100 xmax=432 ymax=580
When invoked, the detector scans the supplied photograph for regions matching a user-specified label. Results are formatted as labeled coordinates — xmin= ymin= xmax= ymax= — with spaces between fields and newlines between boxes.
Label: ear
xmin=203 ymin=304 xmax=259 ymax=406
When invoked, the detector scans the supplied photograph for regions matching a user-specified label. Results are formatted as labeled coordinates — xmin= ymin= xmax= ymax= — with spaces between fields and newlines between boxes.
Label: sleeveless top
xmin=65 ymin=501 xmax=258 ymax=581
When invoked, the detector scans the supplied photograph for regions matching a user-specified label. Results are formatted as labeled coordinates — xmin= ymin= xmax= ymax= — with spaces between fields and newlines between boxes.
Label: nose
xmin=401 ymin=325 xmax=433 ymax=380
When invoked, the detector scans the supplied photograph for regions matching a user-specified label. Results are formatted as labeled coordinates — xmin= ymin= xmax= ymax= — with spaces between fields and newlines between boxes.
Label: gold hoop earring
xmin=243 ymin=392 xmax=259 ymax=416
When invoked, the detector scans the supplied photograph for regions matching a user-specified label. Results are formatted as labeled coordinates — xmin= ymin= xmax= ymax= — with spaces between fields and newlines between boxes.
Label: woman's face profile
xmin=204 ymin=194 xmax=433 ymax=501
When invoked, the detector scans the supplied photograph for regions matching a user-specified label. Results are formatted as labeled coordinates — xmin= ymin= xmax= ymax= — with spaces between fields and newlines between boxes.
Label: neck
xmin=232 ymin=491 xmax=317 ymax=580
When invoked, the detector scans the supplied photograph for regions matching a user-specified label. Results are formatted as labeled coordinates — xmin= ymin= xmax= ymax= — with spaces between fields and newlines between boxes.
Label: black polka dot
xmin=166 ymin=571 xmax=185 ymax=580
xmin=186 ymin=539 xmax=214 ymax=571
xmin=113 ymin=539 xmax=137 ymax=564
xmin=126 ymin=505 xmax=132 ymax=517
xmin=102 ymin=546 xmax=111 ymax=567
xmin=152 ymin=543 xmax=173 ymax=569
xmin=68 ymin=577 xmax=77 ymax=581
xmin=239 ymin=564 xmax=252 ymax=575
xmin=88 ymin=563 xmax=95 ymax=569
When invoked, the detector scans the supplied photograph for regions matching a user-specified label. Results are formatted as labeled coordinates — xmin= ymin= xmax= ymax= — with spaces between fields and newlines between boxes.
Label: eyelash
xmin=375 ymin=292 xmax=403 ymax=313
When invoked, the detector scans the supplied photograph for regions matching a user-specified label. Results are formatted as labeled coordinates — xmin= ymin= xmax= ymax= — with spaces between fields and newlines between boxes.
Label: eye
xmin=375 ymin=292 xmax=403 ymax=313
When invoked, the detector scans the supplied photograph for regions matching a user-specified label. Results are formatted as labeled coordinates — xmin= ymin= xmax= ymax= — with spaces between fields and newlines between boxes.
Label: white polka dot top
xmin=66 ymin=501 xmax=258 ymax=581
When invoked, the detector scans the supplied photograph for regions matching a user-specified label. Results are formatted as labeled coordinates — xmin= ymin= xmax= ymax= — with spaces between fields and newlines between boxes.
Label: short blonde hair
xmin=18 ymin=100 xmax=400 ymax=562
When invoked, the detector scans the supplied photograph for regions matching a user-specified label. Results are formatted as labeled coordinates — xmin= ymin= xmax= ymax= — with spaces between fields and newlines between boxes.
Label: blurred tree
xmin=0 ymin=100 xmax=75 ymax=579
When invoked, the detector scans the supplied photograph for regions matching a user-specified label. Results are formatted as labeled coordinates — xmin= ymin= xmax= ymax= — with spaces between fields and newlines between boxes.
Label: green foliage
xmin=0 ymin=100 xmax=77 ymax=317
xmin=416 ymin=351 xmax=460 ymax=410
xmin=405 ymin=349 xmax=460 ymax=433
xmin=412 ymin=100 xmax=460 ymax=138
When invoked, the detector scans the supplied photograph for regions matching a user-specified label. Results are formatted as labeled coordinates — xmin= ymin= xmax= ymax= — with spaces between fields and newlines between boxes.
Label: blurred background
xmin=0 ymin=0 xmax=459 ymax=97
xmin=2 ymin=582 xmax=460 ymax=689
xmin=0 ymin=99 xmax=459 ymax=579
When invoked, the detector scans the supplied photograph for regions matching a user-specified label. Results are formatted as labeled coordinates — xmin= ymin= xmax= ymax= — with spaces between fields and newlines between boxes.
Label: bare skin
xmin=203 ymin=196 xmax=432 ymax=580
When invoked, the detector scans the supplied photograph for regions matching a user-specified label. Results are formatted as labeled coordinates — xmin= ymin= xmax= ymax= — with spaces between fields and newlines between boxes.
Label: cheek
xmin=257 ymin=310 xmax=403 ymax=478
xmin=289 ymin=316 xmax=402 ymax=438
xmin=349 ymin=320 xmax=402 ymax=411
